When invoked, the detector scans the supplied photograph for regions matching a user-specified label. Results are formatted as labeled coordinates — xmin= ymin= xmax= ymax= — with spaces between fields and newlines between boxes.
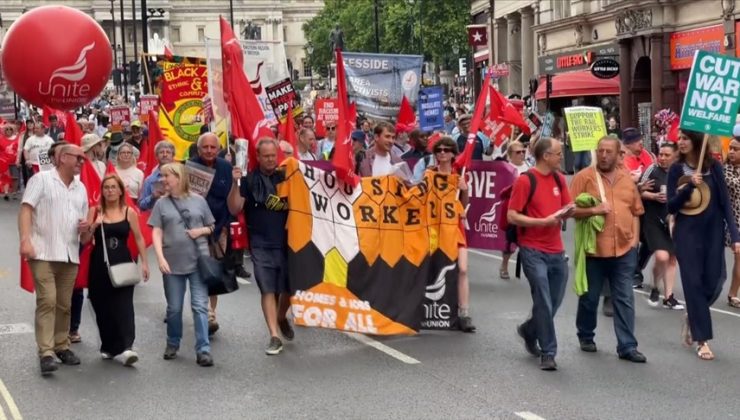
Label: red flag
xmin=164 ymin=43 xmax=174 ymax=61
xmin=140 ymin=109 xmax=162 ymax=177
xmin=220 ymin=16 xmax=274 ymax=172
xmin=667 ymin=119 xmax=680 ymax=143
xmin=278 ymin=103 xmax=299 ymax=159
xmin=331 ymin=49 xmax=359 ymax=186
xmin=467 ymin=25 xmax=488 ymax=47
xmin=481 ymin=117 xmax=513 ymax=147
xmin=42 ymin=105 xmax=66 ymax=130
xmin=64 ymin=112 xmax=84 ymax=146
xmin=454 ymin=72 xmax=492 ymax=172
xmin=489 ymin=85 xmax=531 ymax=135
xmin=395 ymin=96 xmax=416 ymax=134
xmin=426 ymin=132 xmax=444 ymax=153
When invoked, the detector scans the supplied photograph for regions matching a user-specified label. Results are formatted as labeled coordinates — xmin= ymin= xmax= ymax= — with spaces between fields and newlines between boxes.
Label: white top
xmin=116 ymin=165 xmax=145 ymax=199
xmin=23 ymin=135 xmax=55 ymax=165
xmin=372 ymin=152 xmax=393 ymax=176
xmin=22 ymin=169 xmax=88 ymax=263
xmin=512 ymin=162 xmax=531 ymax=175
xmin=299 ymin=150 xmax=317 ymax=160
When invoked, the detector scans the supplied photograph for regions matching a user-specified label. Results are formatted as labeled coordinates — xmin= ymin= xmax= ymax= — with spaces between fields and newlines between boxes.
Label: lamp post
xmin=307 ymin=44 xmax=314 ymax=89
xmin=142 ymin=7 xmax=165 ymax=94
xmin=119 ymin=0 xmax=128 ymax=99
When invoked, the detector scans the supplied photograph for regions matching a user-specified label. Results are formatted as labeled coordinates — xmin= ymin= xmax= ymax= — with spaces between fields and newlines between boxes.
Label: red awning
xmin=535 ymin=70 xmax=620 ymax=100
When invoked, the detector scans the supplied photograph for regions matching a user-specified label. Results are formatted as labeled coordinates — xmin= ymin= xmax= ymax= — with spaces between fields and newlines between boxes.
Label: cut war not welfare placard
xmin=680 ymin=50 xmax=740 ymax=137
xmin=563 ymin=107 xmax=607 ymax=152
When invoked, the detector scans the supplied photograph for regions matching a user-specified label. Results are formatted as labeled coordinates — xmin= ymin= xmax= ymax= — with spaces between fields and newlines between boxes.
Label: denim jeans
xmin=573 ymin=151 xmax=592 ymax=172
xmin=519 ymin=247 xmax=568 ymax=357
xmin=576 ymin=248 xmax=638 ymax=355
xmin=163 ymin=271 xmax=210 ymax=354
xmin=70 ymin=288 xmax=84 ymax=333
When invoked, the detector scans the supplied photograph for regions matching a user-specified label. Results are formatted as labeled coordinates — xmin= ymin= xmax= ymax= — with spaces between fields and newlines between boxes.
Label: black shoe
xmin=265 ymin=336 xmax=283 ymax=355
xmin=540 ymin=355 xmax=557 ymax=371
xmin=40 ymin=356 xmax=58 ymax=375
xmin=279 ymin=318 xmax=295 ymax=341
xmin=516 ymin=324 xmax=541 ymax=357
xmin=55 ymin=349 xmax=81 ymax=365
xmin=3 ymin=195 xmax=8 ymax=201
xmin=459 ymin=316 xmax=476 ymax=333
xmin=236 ymin=265 xmax=251 ymax=279
xmin=619 ymin=349 xmax=647 ymax=363
xmin=196 ymin=352 xmax=214 ymax=367
xmin=579 ymin=339 xmax=597 ymax=353
xmin=163 ymin=345 xmax=178 ymax=360
xmin=208 ymin=320 xmax=220 ymax=336
xmin=632 ymin=272 xmax=644 ymax=289
xmin=602 ymin=296 xmax=614 ymax=317
xmin=647 ymin=287 xmax=660 ymax=308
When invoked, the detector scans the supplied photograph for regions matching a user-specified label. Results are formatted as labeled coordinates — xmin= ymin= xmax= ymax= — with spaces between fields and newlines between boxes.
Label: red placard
xmin=139 ymin=95 xmax=159 ymax=123
xmin=109 ymin=105 xmax=131 ymax=133
xmin=314 ymin=98 xmax=340 ymax=138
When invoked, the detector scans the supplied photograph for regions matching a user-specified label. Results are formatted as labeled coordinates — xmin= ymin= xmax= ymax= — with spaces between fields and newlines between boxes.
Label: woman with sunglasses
xmin=427 ymin=136 xmax=475 ymax=332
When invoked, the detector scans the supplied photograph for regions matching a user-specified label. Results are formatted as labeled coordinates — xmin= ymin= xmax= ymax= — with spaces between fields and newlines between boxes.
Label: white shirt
xmin=116 ymin=164 xmax=145 ymax=199
xmin=512 ymin=161 xmax=531 ymax=175
xmin=22 ymin=169 xmax=88 ymax=263
xmin=23 ymin=135 xmax=54 ymax=165
xmin=299 ymin=150 xmax=317 ymax=160
xmin=372 ymin=152 xmax=393 ymax=176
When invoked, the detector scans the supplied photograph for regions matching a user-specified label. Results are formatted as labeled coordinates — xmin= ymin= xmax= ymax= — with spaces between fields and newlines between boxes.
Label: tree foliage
xmin=303 ymin=0 xmax=470 ymax=73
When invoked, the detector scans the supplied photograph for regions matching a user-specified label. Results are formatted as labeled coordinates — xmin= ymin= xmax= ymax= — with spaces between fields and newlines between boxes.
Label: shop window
xmin=552 ymin=0 xmax=571 ymax=19
xmin=198 ymin=26 xmax=205 ymax=42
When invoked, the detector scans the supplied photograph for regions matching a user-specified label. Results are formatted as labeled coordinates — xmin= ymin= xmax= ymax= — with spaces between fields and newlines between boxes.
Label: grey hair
xmin=197 ymin=132 xmax=219 ymax=148
xmin=118 ymin=142 xmax=135 ymax=153
xmin=154 ymin=140 xmax=175 ymax=154
xmin=256 ymin=137 xmax=279 ymax=154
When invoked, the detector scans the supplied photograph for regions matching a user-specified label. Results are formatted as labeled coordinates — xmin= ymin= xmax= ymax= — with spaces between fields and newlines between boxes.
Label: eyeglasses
xmin=435 ymin=147 xmax=454 ymax=154
xmin=512 ymin=150 xmax=526 ymax=155
xmin=119 ymin=151 xmax=133 ymax=156
xmin=326 ymin=126 xmax=336 ymax=131
xmin=545 ymin=151 xmax=563 ymax=157
xmin=64 ymin=153 xmax=85 ymax=163
xmin=103 ymin=185 xmax=120 ymax=191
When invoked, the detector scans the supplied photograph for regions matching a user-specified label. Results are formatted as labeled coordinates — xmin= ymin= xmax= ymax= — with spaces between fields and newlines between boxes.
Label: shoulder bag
xmin=101 ymin=217 xmax=141 ymax=288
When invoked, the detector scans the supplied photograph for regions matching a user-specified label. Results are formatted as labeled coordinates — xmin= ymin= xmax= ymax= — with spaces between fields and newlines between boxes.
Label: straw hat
xmin=677 ymin=175 xmax=710 ymax=215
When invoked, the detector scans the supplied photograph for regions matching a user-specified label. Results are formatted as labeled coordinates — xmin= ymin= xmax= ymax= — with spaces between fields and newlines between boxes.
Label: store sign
xmin=538 ymin=43 xmax=619 ymax=74
xmin=591 ymin=58 xmax=620 ymax=79
xmin=669 ymin=25 xmax=725 ymax=71
xmin=491 ymin=63 xmax=510 ymax=78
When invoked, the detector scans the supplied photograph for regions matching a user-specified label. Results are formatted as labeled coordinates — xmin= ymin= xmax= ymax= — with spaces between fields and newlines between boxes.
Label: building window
xmin=552 ymin=0 xmax=571 ymax=19
xmin=171 ymin=26 xmax=180 ymax=43
xmin=197 ymin=26 xmax=205 ymax=42
xmin=302 ymin=58 xmax=312 ymax=77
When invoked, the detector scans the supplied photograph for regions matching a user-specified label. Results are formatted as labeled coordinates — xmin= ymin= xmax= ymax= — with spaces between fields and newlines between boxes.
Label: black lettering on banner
xmin=371 ymin=179 xmax=382 ymax=195
xmin=336 ymin=202 xmax=351 ymax=220
xmin=433 ymin=174 xmax=448 ymax=191
xmin=444 ymin=202 xmax=455 ymax=218
xmin=312 ymin=191 xmax=329 ymax=212
xmin=342 ymin=183 xmax=354 ymax=195
xmin=416 ymin=179 xmax=429 ymax=197
xmin=359 ymin=206 xmax=377 ymax=222
xmin=429 ymin=200 xmax=437 ymax=218
xmin=323 ymin=171 xmax=336 ymax=189
xmin=383 ymin=205 xmax=398 ymax=224
xmin=406 ymin=208 xmax=421 ymax=225
xmin=394 ymin=182 xmax=404 ymax=197
xmin=303 ymin=164 xmax=315 ymax=181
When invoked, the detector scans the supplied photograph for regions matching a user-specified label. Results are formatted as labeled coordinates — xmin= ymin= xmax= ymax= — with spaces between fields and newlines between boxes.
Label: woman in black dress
xmin=88 ymin=174 xmax=149 ymax=366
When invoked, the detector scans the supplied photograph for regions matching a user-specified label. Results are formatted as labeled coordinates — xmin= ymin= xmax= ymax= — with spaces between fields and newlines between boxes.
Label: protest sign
xmin=314 ymin=98 xmax=339 ymax=138
xmin=563 ymin=107 xmax=608 ymax=152
xmin=184 ymin=160 xmax=216 ymax=197
xmin=109 ymin=105 xmax=131 ymax=133
xmin=265 ymin=78 xmax=303 ymax=122
xmin=527 ymin=112 xmax=542 ymax=134
xmin=419 ymin=86 xmax=444 ymax=131
xmin=679 ymin=50 xmax=740 ymax=137
xmin=541 ymin=111 xmax=555 ymax=138
xmin=139 ymin=95 xmax=159 ymax=123
xmin=37 ymin=151 xmax=54 ymax=172
xmin=463 ymin=160 xmax=518 ymax=251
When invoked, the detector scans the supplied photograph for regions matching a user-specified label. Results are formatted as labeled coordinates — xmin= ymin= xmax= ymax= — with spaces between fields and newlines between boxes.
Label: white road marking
xmin=469 ymin=249 xmax=740 ymax=319
xmin=0 ymin=403 xmax=7 ymax=420
xmin=236 ymin=277 xmax=251 ymax=285
xmin=343 ymin=332 xmax=421 ymax=364
xmin=0 ymin=324 xmax=33 ymax=336
xmin=515 ymin=411 xmax=547 ymax=420
xmin=0 ymin=379 xmax=22 ymax=420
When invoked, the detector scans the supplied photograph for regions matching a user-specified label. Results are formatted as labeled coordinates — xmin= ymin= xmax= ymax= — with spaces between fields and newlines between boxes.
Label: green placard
xmin=564 ymin=106 xmax=608 ymax=152
xmin=679 ymin=50 xmax=740 ymax=137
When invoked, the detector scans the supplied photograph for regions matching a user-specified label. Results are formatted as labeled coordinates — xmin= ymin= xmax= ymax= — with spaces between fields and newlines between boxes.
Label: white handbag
xmin=101 ymin=221 xmax=141 ymax=288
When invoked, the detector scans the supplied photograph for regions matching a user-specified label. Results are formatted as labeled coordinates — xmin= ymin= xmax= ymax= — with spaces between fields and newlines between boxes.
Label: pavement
xmin=1 ymin=198 xmax=739 ymax=420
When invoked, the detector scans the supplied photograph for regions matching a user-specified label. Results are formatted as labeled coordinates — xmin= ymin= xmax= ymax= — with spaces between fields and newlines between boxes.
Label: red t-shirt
xmin=623 ymin=149 xmax=655 ymax=175
xmin=508 ymin=169 xmax=571 ymax=253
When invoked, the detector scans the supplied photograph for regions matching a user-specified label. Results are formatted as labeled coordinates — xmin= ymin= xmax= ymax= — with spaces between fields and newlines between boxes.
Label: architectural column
xmin=619 ymin=39 xmax=633 ymax=128
xmin=650 ymin=35 xmax=663 ymax=114
xmin=506 ymin=13 xmax=522 ymax=96
xmin=495 ymin=18 xmax=508 ymax=94
xmin=520 ymin=7 xmax=535 ymax=96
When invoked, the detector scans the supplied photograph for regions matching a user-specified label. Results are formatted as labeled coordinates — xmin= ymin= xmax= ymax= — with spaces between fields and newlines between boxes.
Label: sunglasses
xmin=435 ymin=147 xmax=454 ymax=154
xmin=326 ymin=126 xmax=337 ymax=131
xmin=64 ymin=153 xmax=86 ymax=163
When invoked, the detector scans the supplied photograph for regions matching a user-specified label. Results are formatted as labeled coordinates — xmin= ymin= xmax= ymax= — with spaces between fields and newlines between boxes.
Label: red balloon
xmin=1 ymin=6 xmax=113 ymax=111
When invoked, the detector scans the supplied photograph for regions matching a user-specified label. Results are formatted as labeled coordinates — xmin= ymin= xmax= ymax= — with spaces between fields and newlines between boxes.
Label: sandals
xmin=728 ymin=296 xmax=740 ymax=309
xmin=696 ymin=342 xmax=715 ymax=361
xmin=499 ymin=269 xmax=510 ymax=280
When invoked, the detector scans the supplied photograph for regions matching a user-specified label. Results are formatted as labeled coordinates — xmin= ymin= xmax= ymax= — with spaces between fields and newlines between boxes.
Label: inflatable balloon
xmin=1 ymin=5 xmax=113 ymax=111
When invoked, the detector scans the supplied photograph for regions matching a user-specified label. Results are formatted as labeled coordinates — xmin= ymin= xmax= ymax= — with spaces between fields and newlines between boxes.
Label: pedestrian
xmin=570 ymin=136 xmax=647 ymax=363
xmin=47 ymin=114 xmax=65 ymax=142
xmin=227 ymin=138 xmax=294 ymax=355
xmin=499 ymin=141 xmax=533 ymax=280
xmin=301 ymin=115 xmax=314 ymax=131
xmin=88 ymin=174 xmax=149 ymax=365
xmin=401 ymin=129 xmax=429 ymax=161
xmin=149 ymin=162 xmax=215 ymax=366
xmin=641 ymin=143 xmax=683 ymax=310
xmin=508 ymin=137 xmax=573 ymax=370
xmin=115 ymin=143 xmax=144 ymax=200
xmin=22 ymin=123 xmax=54 ymax=175
xmin=138 ymin=140 xmax=175 ymax=211
xmin=427 ymin=136 xmax=476 ymax=333
xmin=18 ymin=144 xmax=90 ymax=375
xmin=82 ymin=134 xmax=107 ymax=179
xmin=667 ymin=129 xmax=740 ymax=360
xmin=317 ymin=121 xmax=336 ymax=160
xmin=297 ymin=128 xmax=318 ymax=160
xmin=358 ymin=122 xmax=404 ymax=177
xmin=724 ymin=134 xmax=740 ymax=309
xmin=455 ymin=114 xmax=490 ymax=160
xmin=0 ymin=123 xmax=20 ymax=200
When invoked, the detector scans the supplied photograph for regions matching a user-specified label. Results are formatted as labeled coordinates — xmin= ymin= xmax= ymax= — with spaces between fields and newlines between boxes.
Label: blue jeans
xmin=163 ymin=271 xmax=210 ymax=354
xmin=576 ymin=249 xmax=638 ymax=355
xmin=573 ymin=151 xmax=592 ymax=172
xmin=519 ymin=247 xmax=568 ymax=357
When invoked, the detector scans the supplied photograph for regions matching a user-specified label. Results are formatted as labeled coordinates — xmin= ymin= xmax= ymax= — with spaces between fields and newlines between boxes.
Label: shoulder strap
xmin=168 ymin=197 xmax=191 ymax=230
xmin=552 ymin=171 xmax=563 ymax=191
xmin=523 ymin=171 xmax=537 ymax=214
xmin=100 ymin=222 xmax=110 ymax=266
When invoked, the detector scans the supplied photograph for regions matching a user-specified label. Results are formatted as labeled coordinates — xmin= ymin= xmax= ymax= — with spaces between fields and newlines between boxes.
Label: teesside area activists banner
xmin=342 ymin=52 xmax=423 ymax=121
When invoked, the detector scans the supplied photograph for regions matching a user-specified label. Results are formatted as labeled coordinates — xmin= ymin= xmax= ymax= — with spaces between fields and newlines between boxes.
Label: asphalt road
xmin=1 ymin=198 xmax=739 ymax=420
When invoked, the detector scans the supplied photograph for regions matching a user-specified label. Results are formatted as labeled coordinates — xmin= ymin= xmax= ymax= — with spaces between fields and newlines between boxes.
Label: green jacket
xmin=574 ymin=193 xmax=605 ymax=296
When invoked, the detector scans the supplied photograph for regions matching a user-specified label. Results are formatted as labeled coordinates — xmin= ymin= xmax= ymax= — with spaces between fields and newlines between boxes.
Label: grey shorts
xmin=251 ymin=247 xmax=289 ymax=295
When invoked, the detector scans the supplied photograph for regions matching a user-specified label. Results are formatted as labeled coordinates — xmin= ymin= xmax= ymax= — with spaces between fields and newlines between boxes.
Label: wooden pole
xmin=696 ymin=133 xmax=709 ymax=174
xmin=140 ymin=52 xmax=153 ymax=94
xmin=591 ymin=149 xmax=606 ymax=202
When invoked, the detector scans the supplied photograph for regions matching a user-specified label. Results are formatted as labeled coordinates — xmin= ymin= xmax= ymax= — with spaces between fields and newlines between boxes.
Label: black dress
xmin=88 ymin=210 xmax=136 ymax=356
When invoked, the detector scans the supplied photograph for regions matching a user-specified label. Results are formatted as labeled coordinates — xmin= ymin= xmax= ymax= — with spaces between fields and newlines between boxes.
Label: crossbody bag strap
xmin=168 ymin=196 xmax=220 ymax=254
xmin=100 ymin=221 xmax=110 ymax=268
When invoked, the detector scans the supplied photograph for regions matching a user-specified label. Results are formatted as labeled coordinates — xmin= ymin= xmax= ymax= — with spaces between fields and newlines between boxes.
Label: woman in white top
xmin=500 ymin=141 xmax=531 ymax=280
xmin=115 ymin=143 xmax=144 ymax=199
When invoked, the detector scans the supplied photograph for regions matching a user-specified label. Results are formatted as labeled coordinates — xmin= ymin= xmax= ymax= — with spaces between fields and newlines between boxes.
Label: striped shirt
xmin=22 ymin=169 xmax=88 ymax=263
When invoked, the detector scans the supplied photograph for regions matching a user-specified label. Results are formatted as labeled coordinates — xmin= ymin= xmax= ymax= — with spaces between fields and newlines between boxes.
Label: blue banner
xmin=342 ymin=52 xmax=424 ymax=121
xmin=418 ymin=86 xmax=444 ymax=131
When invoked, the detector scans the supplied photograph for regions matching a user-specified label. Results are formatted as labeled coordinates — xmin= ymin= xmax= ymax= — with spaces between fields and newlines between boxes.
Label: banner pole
xmin=696 ymin=133 xmax=709 ymax=174
xmin=591 ymin=149 xmax=606 ymax=202
xmin=140 ymin=52 xmax=154 ymax=95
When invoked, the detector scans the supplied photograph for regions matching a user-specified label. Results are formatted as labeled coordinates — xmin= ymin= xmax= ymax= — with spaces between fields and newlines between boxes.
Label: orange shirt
xmin=569 ymin=167 xmax=644 ymax=258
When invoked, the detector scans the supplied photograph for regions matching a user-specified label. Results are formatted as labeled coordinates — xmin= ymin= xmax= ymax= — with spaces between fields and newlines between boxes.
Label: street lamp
xmin=306 ymin=44 xmax=314 ymax=89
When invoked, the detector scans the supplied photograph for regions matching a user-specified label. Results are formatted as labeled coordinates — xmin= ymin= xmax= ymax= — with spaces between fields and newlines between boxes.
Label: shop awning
xmin=534 ymin=70 xmax=620 ymax=100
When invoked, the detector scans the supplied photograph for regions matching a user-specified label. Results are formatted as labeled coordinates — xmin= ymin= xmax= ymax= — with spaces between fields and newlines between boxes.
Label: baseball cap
xmin=621 ymin=127 xmax=642 ymax=145
xmin=131 ymin=120 xmax=142 ymax=128
xmin=351 ymin=130 xmax=365 ymax=142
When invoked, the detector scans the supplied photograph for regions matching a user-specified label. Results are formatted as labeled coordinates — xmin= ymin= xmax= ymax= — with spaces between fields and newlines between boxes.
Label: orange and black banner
xmin=278 ymin=158 xmax=463 ymax=335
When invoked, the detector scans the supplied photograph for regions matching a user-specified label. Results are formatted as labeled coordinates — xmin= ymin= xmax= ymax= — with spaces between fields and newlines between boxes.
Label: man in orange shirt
xmin=570 ymin=136 xmax=647 ymax=363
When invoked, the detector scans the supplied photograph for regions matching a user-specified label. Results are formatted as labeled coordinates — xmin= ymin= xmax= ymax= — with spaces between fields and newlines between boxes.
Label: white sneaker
xmin=101 ymin=352 xmax=113 ymax=360
xmin=121 ymin=350 xmax=139 ymax=366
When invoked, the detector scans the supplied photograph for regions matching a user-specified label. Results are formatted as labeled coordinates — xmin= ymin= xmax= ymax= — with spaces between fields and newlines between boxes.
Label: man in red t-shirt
xmin=621 ymin=127 xmax=655 ymax=180
xmin=507 ymin=137 xmax=574 ymax=371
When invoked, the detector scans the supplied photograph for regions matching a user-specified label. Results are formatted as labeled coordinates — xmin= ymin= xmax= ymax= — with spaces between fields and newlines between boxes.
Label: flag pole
xmin=140 ymin=52 xmax=153 ymax=94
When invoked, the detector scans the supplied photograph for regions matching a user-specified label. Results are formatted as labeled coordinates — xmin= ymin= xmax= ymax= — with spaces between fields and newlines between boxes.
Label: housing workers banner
xmin=343 ymin=52 xmax=423 ymax=122
xmin=279 ymin=158 xmax=465 ymax=334
xmin=157 ymin=56 xmax=208 ymax=159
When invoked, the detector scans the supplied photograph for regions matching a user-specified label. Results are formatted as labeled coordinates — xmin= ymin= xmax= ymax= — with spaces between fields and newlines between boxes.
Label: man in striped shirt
xmin=19 ymin=144 xmax=90 ymax=375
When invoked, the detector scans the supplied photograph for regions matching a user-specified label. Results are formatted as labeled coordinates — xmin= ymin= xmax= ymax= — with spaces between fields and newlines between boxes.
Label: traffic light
xmin=128 ymin=61 xmax=140 ymax=85
xmin=112 ymin=68 xmax=122 ymax=86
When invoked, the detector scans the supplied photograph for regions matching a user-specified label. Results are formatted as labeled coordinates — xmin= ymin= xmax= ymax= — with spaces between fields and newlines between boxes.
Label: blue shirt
xmin=191 ymin=156 xmax=233 ymax=237
xmin=138 ymin=167 xmax=163 ymax=211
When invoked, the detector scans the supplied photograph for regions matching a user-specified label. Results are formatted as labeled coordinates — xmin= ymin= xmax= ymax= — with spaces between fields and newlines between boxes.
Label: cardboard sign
xmin=139 ymin=95 xmax=159 ymax=123
xmin=110 ymin=105 xmax=131 ymax=133
xmin=679 ymin=50 xmax=740 ymax=137
xmin=564 ymin=107 xmax=608 ymax=152
xmin=37 ymin=151 xmax=54 ymax=172
xmin=184 ymin=160 xmax=216 ymax=197
xmin=419 ymin=86 xmax=444 ymax=131
xmin=314 ymin=98 xmax=340 ymax=138
xmin=526 ymin=112 xmax=542 ymax=134
xmin=265 ymin=78 xmax=303 ymax=122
